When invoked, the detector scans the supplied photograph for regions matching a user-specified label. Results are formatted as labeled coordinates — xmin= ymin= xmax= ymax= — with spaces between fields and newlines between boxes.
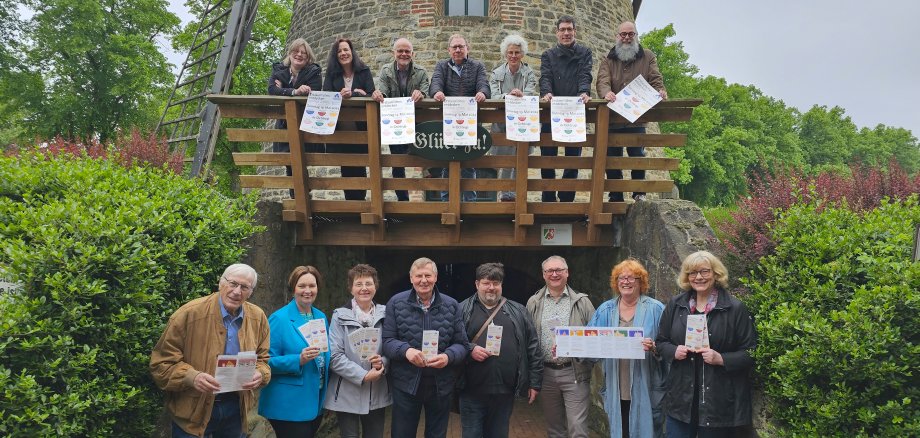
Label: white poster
xmin=554 ymin=326 xmax=646 ymax=359
xmin=504 ymin=95 xmax=541 ymax=142
xmin=380 ymin=97 xmax=416 ymax=145
xmin=550 ymin=96 xmax=587 ymax=143
xmin=299 ymin=91 xmax=343 ymax=135
xmin=298 ymin=318 xmax=329 ymax=352
xmin=442 ymin=96 xmax=478 ymax=146
xmin=607 ymin=74 xmax=663 ymax=124
xmin=214 ymin=351 xmax=258 ymax=393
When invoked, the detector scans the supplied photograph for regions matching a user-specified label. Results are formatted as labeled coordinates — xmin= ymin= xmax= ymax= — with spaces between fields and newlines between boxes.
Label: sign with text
xmin=541 ymin=224 xmax=573 ymax=246
xmin=411 ymin=121 xmax=492 ymax=161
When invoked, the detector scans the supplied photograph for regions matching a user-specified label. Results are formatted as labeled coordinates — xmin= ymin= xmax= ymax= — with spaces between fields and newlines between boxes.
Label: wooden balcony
xmin=210 ymin=95 xmax=700 ymax=247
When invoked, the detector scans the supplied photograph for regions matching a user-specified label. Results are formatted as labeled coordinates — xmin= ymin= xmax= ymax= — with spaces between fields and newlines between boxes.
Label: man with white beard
xmin=597 ymin=21 xmax=668 ymax=203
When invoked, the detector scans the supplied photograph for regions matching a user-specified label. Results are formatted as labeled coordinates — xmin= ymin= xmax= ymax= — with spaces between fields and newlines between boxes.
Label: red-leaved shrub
xmin=7 ymin=130 xmax=184 ymax=174
xmin=716 ymin=162 xmax=920 ymax=275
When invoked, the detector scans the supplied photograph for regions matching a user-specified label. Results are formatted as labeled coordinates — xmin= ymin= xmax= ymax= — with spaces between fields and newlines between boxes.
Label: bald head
xmin=393 ymin=37 xmax=414 ymax=69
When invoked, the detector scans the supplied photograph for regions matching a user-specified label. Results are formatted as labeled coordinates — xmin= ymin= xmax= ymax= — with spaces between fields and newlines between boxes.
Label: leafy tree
xmin=1 ymin=0 xmax=180 ymax=142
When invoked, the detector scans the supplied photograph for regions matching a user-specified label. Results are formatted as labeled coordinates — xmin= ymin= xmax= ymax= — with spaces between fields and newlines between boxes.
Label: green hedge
xmin=0 ymin=154 xmax=260 ymax=436
xmin=743 ymin=196 xmax=920 ymax=437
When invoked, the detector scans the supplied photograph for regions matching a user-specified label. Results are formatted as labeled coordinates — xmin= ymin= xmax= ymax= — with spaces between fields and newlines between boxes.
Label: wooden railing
xmin=210 ymin=95 xmax=700 ymax=247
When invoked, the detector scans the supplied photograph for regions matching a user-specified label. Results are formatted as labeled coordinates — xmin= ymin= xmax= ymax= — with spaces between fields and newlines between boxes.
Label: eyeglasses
xmin=557 ymin=27 xmax=575 ymax=33
xmin=687 ymin=269 xmax=713 ymax=279
xmin=450 ymin=44 xmax=467 ymax=50
xmin=223 ymin=276 xmax=253 ymax=293
xmin=618 ymin=32 xmax=637 ymax=38
xmin=543 ymin=268 xmax=568 ymax=275
xmin=617 ymin=276 xmax=639 ymax=283
xmin=395 ymin=49 xmax=412 ymax=54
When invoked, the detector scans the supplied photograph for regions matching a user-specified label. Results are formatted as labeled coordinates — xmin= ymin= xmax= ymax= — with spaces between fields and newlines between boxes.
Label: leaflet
xmin=685 ymin=314 xmax=710 ymax=350
xmin=442 ymin=96 xmax=478 ymax=146
xmin=299 ymin=91 xmax=342 ymax=135
xmin=485 ymin=324 xmax=503 ymax=356
xmin=298 ymin=318 xmax=329 ymax=352
xmin=380 ymin=97 xmax=416 ymax=145
xmin=214 ymin=351 xmax=257 ymax=394
xmin=504 ymin=95 xmax=541 ymax=142
xmin=348 ymin=327 xmax=382 ymax=361
xmin=554 ymin=326 xmax=645 ymax=359
xmin=421 ymin=329 xmax=440 ymax=359
xmin=607 ymin=74 xmax=663 ymax=124
xmin=550 ymin=96 xmax=587 ymax=143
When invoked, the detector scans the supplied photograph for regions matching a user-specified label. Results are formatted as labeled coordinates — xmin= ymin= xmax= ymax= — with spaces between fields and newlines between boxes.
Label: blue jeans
xmin=436 ymin=167 xmax=477 ymax=201
xmin=666 ymin=416 xmax=732 ymax=438
xmin=540 ymin=123 xmax=580 ymax=202
xmin=606 ymin=126 xmax=647 ymax=201
xmin=390 ymin=377 xmax=452 ymax=438
xmin=171 ymin=395 xmax=244 ymax=438
xmin=459 ymin=392 xmax=515 ymax=438
xmin=389 ymin=143 xmax=410 ymax=201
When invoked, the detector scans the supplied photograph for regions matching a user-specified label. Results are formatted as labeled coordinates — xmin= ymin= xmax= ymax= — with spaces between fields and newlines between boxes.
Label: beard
xmin=615 ymin=39 xmax=640 ymax=62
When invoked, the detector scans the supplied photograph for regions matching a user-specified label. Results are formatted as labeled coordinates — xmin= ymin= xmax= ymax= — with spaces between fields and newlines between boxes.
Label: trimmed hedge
xmin=0 ymin=154 xmax=260 ymax=436
xmin=743 ymin=197 xmax=920 ymax=437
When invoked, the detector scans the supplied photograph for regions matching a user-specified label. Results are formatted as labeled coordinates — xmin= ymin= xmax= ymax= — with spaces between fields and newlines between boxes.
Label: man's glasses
xmin=543 ymin=268 xmax=568 ymax=275
xmin=618 ymin=32 xmax=637 ymax=38
xmin=450 ymin=45 xmax=467 ymax=50
xmin=223 ymin=277 xmax=253 ymax=293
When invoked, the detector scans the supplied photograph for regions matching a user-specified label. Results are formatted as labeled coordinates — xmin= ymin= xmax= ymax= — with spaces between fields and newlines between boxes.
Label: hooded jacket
xmin=526 ymin=285 xmax=596 ymax=382
xmin=324 ymin=301 xmax=392 ymax=414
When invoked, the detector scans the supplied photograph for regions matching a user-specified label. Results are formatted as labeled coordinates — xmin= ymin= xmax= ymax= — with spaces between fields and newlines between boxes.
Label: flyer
xmin=299 ymin=90 xmax=343 ymax=135
xmin=685 ymin=314 xmax=710 ymax=350
xmin=607 ymin=74 xmax=663 ymax=124
xmin=214 ymin=351 xmax=257 ymax=393
xmin=297 ymin=319 xmax=329 ymax=352
xmin=485 ymin=324 xmax=503 ymax=356
xmin=442 ymin=96 xmax=478 ymax=146
xmin=380 ymin=97 xmax=416 ymax=145
xmin=504 ymin=95 xmax=541 ymax=142
xmin=554 ymin=326 xmax=646 ymax=359
xmin=421 ymin=329 xmax=440 ymax=359
xmin=550 ymin=96 xmax=587 ymax=143
xmin=348 ymin=327 xmax=382 ymax=361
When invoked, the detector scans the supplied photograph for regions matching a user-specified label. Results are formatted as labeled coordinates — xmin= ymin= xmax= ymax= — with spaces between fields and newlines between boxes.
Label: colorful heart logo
xmin=576 ymin=117 xmax=584 ymax=123
xmin=530 ymin=128 xmax=539 ymax=132
xmin=327 ymin=122 xmax=336 ymax=126
xmin=467 ymin=131 xmax=475 ymax=136
xmin=624 ymin=103 xmax=632 ymax=109
xmin=565 ymin=129 xmax=573 ymax=134
xmin=330 ymin=112 xmax=338 ymax=117
xmin=315 ymin=122 xmax=324 ymax=126
xmin=456 ymin=132 xmax=464 ymax=136
xmin=622 ymin=89 xmax=631 ymax=96
xmin=529 ymin=116 xmax=538 ymax=122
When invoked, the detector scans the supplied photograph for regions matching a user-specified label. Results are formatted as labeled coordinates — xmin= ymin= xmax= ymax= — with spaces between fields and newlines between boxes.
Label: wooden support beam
xmin=285 ymin=100 xmax=313 ymax=240
xmin=365 ymin=101 xmax=386 ymax=240
xmin=587 ymin=105 xmax=610 ymax=242
xmin=360 ymin=213 xmax=381 ymax=225
xmin=514 ymin=139 xmax=531 ymax=243
xmin=441 ymin=213 xmax=458 ymax=225
xmin=448 ymin=160 xmax=462 ymax=243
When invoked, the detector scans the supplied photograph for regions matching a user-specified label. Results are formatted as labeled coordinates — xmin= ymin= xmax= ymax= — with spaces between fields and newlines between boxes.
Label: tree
xmin=1 ymin=0 xmax=180 ymax=142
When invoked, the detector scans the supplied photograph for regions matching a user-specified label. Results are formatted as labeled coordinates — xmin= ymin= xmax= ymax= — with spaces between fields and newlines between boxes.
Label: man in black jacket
xmin=539 ymin=15 xmax=593 ymax=202
xmin=458 ymin=263 xmax=543 ymax=438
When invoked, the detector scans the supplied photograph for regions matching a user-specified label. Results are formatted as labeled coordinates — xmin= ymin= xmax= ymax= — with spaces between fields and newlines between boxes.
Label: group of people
xmin=150 ymin=249 xmax=756 ymax=438
xmin=268 ymin=16 xmax=667 ymax=203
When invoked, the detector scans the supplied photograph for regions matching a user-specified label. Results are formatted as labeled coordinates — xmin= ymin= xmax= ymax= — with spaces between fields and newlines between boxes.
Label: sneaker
xmin=632 ymin=194 xmax=647 ymax=202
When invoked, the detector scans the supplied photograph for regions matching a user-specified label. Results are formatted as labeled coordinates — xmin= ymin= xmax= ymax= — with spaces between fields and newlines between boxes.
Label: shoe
xmin=633 ymin=194 xmax=647 ymax=202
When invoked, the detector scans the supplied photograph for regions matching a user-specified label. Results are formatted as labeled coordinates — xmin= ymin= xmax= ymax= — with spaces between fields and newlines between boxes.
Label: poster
xmin=550 ymin=96 xmax=587 ymax=143
xmin=607 ymin=74 xmax=663 ymax=124
xmin=442 ymin=96 xmax=478 ymax=146
xmin=504 ymin=95 xmax=541 ymax=142
xmin=299 ymin=91 xmax=342 ymax=135
xmin=554 ymin=326 xmax=646 ymax=359
xmin=380 ymin=97 xmax=416 ymax=145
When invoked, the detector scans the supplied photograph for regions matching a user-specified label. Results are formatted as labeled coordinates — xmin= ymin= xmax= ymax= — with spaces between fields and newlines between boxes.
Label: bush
xmin=715 ymin=163 xmax=920 ymax=277
xmin=0 ymin=152 xmax=259 ymax=436
xmin=742 ymin=197 xmax=920 ymax=437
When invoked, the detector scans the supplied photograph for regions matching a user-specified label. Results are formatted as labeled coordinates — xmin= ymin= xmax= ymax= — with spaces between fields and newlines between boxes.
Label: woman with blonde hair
xmin=589 ymin=258 xmax=666 ymax=437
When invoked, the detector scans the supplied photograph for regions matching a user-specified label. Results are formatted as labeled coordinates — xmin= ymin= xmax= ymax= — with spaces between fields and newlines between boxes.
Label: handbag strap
xmin=471 ymin=298 xmax=506 ymax=344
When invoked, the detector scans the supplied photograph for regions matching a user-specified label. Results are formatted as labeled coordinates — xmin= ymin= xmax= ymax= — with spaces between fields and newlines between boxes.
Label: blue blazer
xmin=258 ymin=299 xmax=330 ymax=422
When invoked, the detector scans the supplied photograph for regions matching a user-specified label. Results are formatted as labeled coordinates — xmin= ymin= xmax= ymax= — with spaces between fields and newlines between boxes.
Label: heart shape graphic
xmin=529 ymin=116 xmax=538 ymax=121
xmin=318 ymin=112 xmax=326 ymax=116
xmin=456 ymin=132 xmax=465 ymax=136
xmin=564 ymin=118 xmax=573 ymax=123
xmin=622 ymin=89 xmax=632 ymax=96
xmin=314 ymin=122 xmax=324 ymax=126
xmin=394 ymin=130 xmax=403 ymax=135
xmin=456 ymin=120 xmax=465 ymax=124
xmin=330 ymin=112 xmax=337 ymax=117
xmin=467 ymin=131 xmax=475 ymax=136
xmin=327 ymin=122 xmax=336 ymax=126
xmin=632 ymin=97 xmax=640 ymax=103
xmin=444 ymin=120 xmax=453 ymax=125
xmin=624 ymin=103 xmax=632 ymax=109
xmin=467 ymin=119 xmax=475 ymax=125
xmin=530 ymin=128 xmax=539 ymax=132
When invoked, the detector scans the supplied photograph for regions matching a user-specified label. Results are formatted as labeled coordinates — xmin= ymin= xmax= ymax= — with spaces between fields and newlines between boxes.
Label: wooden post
xmin=514 ymin=140 xmax=531 ymax=242
xmin=285 ymin=100 xmax=314 ymax=241
xmin=365 ymin=101 xmax=386 ymax=240
xmin=587 ymin=105 xmax=610 ymax=242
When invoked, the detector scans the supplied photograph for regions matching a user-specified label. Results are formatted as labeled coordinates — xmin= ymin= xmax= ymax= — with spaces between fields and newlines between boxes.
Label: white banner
xmin=380 ymin=97 xmax=416 ymax=145
xmin=550 ymin=96 xmax=587 ymax=143
xmin=504 ymin=95 xmax=541 ymax=142
xmin=299 ymin=91 xmax=343 ymax=135
xmin=442 ymin=96 xmax=478 ymax=146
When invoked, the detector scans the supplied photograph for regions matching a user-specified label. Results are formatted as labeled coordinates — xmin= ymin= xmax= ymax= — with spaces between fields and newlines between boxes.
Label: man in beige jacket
xmin=150 ymin=264 xmax=271 ymax=437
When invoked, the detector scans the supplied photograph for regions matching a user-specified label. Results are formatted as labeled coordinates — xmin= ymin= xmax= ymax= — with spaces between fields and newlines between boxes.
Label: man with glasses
xmin=373 ymin=37 xmax=430 ymax=201
xmin=539 ymin=15 xmax=594 ymax=202
xmin=150 ymin=264 xmax=271 ymax=438
xmin=526 ymin=255 xmax=596 ymax=437
xmin=458 ymin=263 xmax=543 ymax=438
xmin=597 ymin=20 xmax=668 ymax=203
xmin=429 ymin=33 xmax=490 ymax=202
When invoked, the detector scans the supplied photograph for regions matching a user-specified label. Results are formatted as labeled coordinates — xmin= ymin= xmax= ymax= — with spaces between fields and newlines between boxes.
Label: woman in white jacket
xmin=325 ymin=264 xmax=391 ymax=438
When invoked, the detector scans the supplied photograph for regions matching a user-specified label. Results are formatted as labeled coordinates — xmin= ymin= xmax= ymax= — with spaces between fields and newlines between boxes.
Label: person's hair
xmin=541 ymin=255 xmax=568 ymax=270
xmin=326 ymin=37 xmax=368 ymax=75
xmin=475 ymin=263 xmax=505 ymax=282
xmin=409 ymin=257 xmax=438 ymax=276
xmin=288 ymin=265 xmax=322 ymax=293
xmin=499 ymin=34 xmax=528 ymax=58
xmin=347 ymin=264 xmax=379 ymax=291
xmin=222 ymin=264 xmax=258 ymax=291
xmin=556 ymin=15 xmax=576 ymax=30
xmin=447 ymin=33 xmax=467 ymax=48
xmin=392 ymin=37 xmax=412 ymax=51
xmin=676 ymin=250 xmax=729 ymax=291
xmin=609 ymin=258 xmax=649 ymax=295
xmin=282 ymin=38 xmax=314 ymax=66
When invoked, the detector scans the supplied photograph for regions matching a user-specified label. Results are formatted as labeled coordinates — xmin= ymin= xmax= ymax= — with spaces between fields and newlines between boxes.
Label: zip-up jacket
xmin=325 ymin=302 xmax=392 ymax=414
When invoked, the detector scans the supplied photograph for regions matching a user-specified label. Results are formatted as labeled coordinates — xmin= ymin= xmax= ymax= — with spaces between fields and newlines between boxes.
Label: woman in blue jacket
xmin=589 ymin=259 xmax=666 ymax=438
xmin=259 ymin=265 xmax=331 ymax=438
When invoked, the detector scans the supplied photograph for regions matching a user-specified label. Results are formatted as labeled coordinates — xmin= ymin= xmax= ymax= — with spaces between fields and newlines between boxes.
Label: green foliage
xmin=1 ymin=0 xmax=180 ymax=142
xmin=742 ymin=198 xmax=920 ymax=436
xmin=0 ymin=153 xmax=260 ymax=436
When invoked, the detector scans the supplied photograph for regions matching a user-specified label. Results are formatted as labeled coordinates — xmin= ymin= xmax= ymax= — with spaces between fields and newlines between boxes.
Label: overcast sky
xmin=163 ymin=0 xmax=919 ymax=136
xmin=636 ymin=0 xmax=920 ymax=136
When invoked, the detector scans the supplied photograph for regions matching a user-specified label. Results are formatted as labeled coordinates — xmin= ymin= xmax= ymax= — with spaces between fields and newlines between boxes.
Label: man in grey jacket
xmin=526 ymin=255 xmax=596 ymax=438
xmin=459 ymin=262 xmax=543 ymax=438
xmin=373 ymin=38 xmax=429 ymax=201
